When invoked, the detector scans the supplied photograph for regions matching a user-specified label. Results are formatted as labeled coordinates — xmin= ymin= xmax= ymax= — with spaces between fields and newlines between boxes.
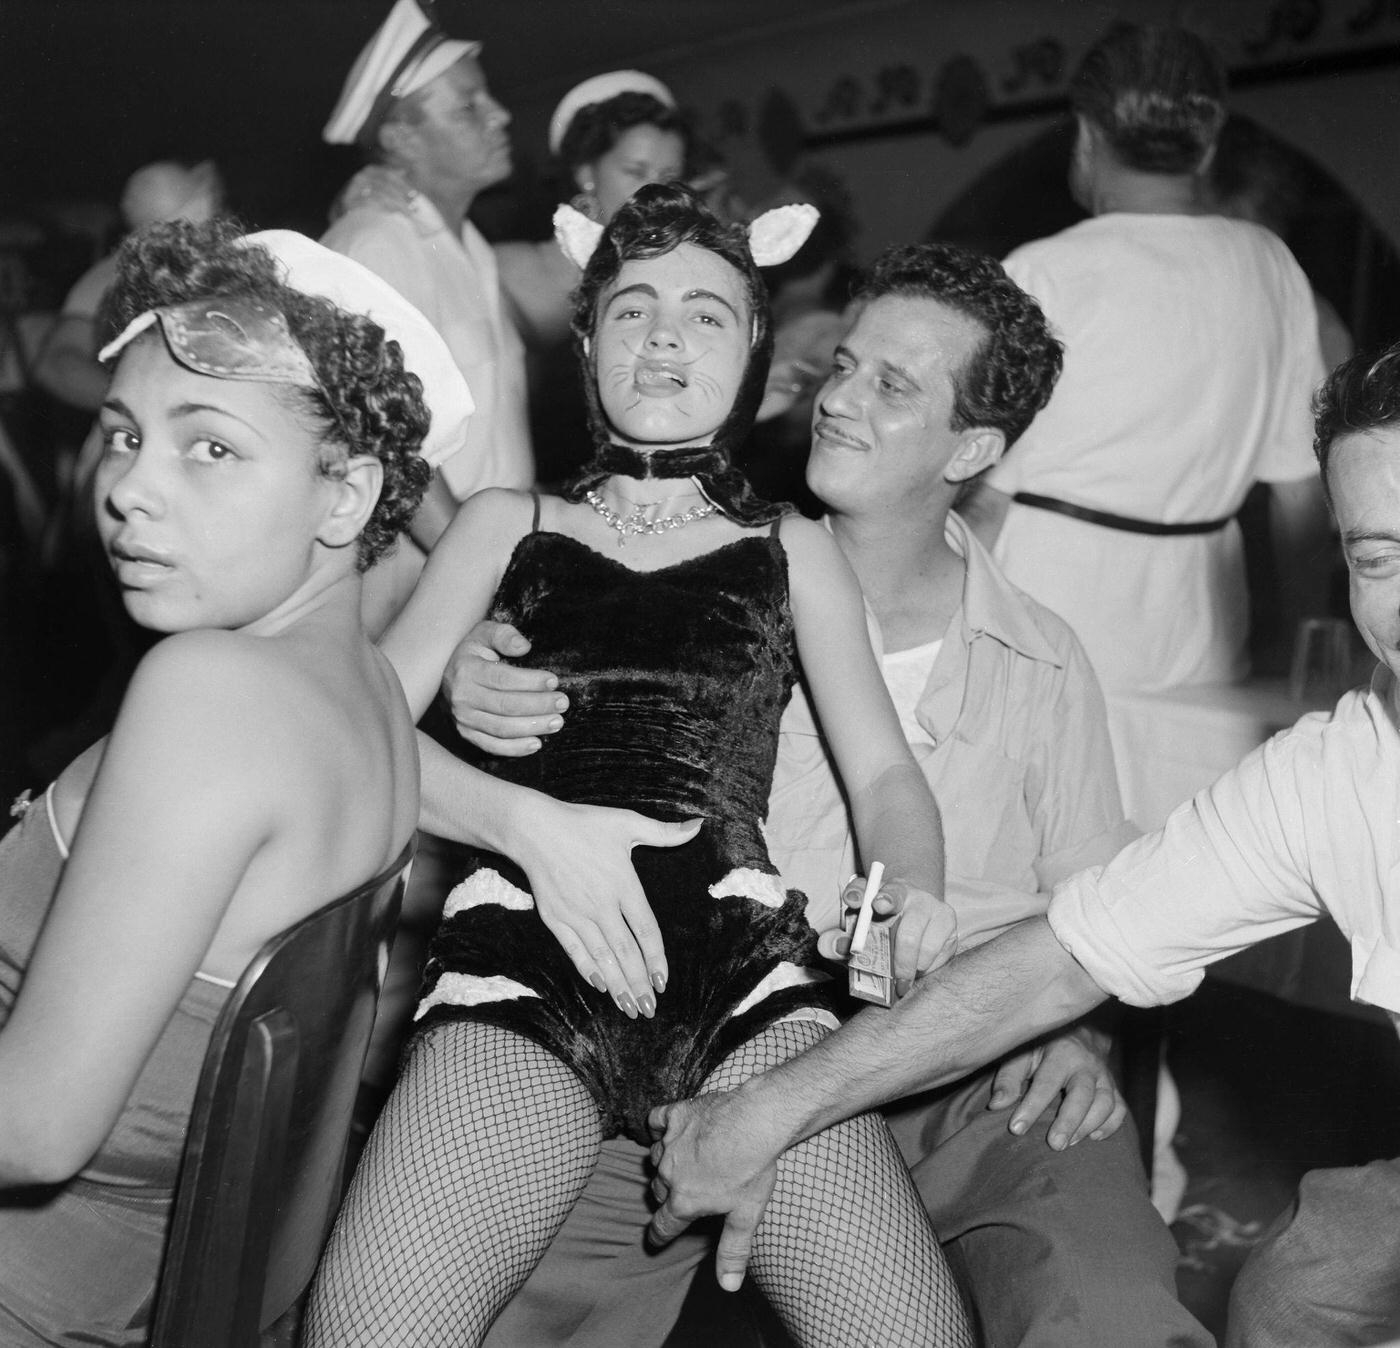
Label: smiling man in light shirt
xmin=650 ymin=341 xmax=1400 ymax=1348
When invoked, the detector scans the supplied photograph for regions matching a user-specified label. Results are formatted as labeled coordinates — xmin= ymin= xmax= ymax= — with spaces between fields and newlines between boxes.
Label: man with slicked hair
xmin=964 ymin=23 xmax=1329 ymax=728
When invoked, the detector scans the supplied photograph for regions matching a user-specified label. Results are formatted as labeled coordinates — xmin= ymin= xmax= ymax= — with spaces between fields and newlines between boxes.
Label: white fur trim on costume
xmin=415 ymin=972 xmax=539 ymax=1019
xmin=443 ymin=868 xmax=535 ymax=918
xmin=553 ymin=203 xmax=606 ymax=270
xmin=777 ymin=1005 xmax=841 ymax=1032
xmin=708 ymin=866 xmax=787 ymax=909
xmin=747 ymin=203 xmax=820 ymax=268
xmin=731 ymin=962 xmax=833 ymax=1019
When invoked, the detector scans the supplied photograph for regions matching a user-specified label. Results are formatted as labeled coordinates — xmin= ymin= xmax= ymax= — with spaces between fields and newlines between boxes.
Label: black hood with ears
xmin=560 ymin=183 xmax=789 ymax=526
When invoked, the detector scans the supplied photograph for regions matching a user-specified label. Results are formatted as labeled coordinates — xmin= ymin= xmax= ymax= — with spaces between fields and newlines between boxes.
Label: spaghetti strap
xmin=769 ymin=513 xmax=783 ymax=540
xmin=530 ymin=491 xmax=542 ymax=533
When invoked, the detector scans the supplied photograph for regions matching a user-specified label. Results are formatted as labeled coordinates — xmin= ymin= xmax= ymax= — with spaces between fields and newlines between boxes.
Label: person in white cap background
xmin=497 ymin=71 xmax=691 ymax=485
xmin=495 ymin=71 xmax=689 ymax=352
xmin=341 ymin=67 xmax=691 ymax=488
xmin=322 ymin=0 xmax=532 ymax=631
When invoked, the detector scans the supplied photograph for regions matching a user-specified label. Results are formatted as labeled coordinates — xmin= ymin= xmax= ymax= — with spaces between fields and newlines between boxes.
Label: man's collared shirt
xmin=322 ymin=187 xmax=533 ymax=499
xmin=765 ymin=512 xmax=1135 ymax=945
xmin=1049 ymin=666 xmax=1400 ymax=1017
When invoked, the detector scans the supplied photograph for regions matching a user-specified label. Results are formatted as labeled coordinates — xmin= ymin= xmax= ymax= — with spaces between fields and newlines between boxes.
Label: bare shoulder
xmin=97 ymin=632 xmax=316 ymax=822
xmin=774 ymin=515 xmax=855 ymax=591
xmin=128 ymin=627 xmax=273 ymax=694
xmin=122 ymin=631 xmax=307 ymax=739
xmin=52 ymin=633 xmax=281 ymax=819
xmin=435 ymin=486 xmax=538 ymax=556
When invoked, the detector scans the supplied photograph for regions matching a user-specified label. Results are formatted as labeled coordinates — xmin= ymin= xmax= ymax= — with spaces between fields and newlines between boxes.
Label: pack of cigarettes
xmin=846 ymin=861 xmax=896 ymax=1007
xmin=848 ymin=921 xmax=895 ymax=1006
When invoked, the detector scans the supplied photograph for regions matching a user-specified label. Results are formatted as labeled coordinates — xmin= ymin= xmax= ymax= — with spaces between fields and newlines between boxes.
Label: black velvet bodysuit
xmin=415 ymin=524 xmax=835 ymax=1143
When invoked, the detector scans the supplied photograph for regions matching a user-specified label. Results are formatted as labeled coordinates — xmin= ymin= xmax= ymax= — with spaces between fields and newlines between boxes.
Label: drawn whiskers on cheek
xmin=688 ymin=371 xmax=724 ymax=401
xmin=603 ymin=364 xmax=646 ymax=410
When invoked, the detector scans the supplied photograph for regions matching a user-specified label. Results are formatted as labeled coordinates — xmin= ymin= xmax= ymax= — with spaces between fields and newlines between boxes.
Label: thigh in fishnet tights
xmin=302 ymin=1021 xmax=603 ymax=1347
xmin=698 ymin=1021 xmax=973 ymax=1348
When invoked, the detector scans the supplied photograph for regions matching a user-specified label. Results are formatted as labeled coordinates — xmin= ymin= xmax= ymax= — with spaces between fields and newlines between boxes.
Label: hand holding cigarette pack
xmin=846 ymin=862 xmax=897 ymax=1007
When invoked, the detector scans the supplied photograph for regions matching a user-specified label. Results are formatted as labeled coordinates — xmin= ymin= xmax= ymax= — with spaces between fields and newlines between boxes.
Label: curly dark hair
xmin=1312 ymin=340 xmax=1400 ymax=503
xmin=570 ymin=181 xmax=773 ymax=457
xmin=557 ymin=92 xmax=692 ymax=179
xmin=1071 ymin=22 xmax=1226 ymax=175
xmin=854 ymin=243 xmax=1063 ymax=449
xmin=100 ymin=218 xmax=430 ymax=569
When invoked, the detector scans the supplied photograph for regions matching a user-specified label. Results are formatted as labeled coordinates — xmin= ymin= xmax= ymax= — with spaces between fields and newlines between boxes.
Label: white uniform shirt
xmin=322 ymin=191 xmax=533 ymax=499
xmin=987 ymin=213 xmax=1325 ymax=693
xmin=1049 ymin=666 xmax=1400 ymax=1018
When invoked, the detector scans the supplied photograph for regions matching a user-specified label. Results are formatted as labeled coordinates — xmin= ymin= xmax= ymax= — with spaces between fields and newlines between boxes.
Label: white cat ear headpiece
xmin=552 ymin=200 xmax=820 ymax=271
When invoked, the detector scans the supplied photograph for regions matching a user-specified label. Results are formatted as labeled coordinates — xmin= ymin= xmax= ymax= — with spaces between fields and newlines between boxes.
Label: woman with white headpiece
xmin=495 ymin=70 xmax=690 ymax=349
xmin=305 ymin=183 xmax=972 ymax=1347
xmin=498 ymin=71 xmax=691 ymax=484
xmin=0 ymin=218 xmax=465 ymax=1346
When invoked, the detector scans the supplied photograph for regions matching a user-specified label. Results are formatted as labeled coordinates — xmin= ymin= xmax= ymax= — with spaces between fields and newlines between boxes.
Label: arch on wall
xmin=925 ymin=114 xmax=1400 ymax=352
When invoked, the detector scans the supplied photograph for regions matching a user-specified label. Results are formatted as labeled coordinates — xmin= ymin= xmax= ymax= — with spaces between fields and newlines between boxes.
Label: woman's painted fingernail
xmin=615 ymin=992 xmax=638 ymax=1019
xmin=638 ymin=993 xmax=656 ymax=1019
xmin=589 ymin=973 xmax=606 ymax=992
xmin=651 ymin=970 xmax=667 ymax=994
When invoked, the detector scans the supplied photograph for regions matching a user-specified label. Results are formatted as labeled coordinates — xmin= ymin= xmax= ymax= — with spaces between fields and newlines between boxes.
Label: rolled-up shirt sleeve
xmin=1048 ymin=723 xmax=1330 ymax=1008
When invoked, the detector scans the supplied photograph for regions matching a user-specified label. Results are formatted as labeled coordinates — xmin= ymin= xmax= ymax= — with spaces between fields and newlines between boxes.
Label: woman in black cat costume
xmin=306 ymin=184 xmax=971 ymax=1347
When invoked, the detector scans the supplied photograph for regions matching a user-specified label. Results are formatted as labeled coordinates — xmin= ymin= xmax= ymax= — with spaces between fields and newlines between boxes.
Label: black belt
xmin=1012 ymin=492 xmax=1234 ymax=537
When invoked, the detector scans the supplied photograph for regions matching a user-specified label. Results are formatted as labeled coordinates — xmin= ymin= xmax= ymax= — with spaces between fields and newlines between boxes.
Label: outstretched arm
xmin=648 ymin=917 xmax=1107 ymax=1285
xmin=782 ymin=517 xmax=952 ymax=983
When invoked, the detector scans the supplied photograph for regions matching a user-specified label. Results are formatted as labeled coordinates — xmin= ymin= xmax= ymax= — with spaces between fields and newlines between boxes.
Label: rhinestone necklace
xmin=585 ymin=488 xmax=718 ymax=547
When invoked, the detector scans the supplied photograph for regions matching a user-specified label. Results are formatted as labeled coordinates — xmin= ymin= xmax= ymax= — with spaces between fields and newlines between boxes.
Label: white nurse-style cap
xmin=323 ymin=0 xmax=481 ymax=147
xmin=547 ymin=70 xmax=676 ymax=157
xmin=248 ymin=230 xmax=473 ymax=466
xmin=101 ymin=230 xmax=474 ymax=471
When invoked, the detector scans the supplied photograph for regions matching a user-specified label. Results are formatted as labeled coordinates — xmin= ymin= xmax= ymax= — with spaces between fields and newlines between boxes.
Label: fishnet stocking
xmin=302 ymin=1021 xmax=602 ymax=1347
xmin=698 ymin=1021 xmax=973 ymax=1348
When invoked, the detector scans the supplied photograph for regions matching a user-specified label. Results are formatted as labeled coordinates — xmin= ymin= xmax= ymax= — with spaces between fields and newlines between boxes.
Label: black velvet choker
xmin=562 ymin=443 xmax=792 ymax=528
xmin=589 ymin=444 xmax=729 ymax=481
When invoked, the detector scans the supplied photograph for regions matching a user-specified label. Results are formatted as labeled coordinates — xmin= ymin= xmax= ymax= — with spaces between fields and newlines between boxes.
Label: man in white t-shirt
xmin=649 ymin=341 xmax=1400 ymax=1348
xmin=448 ymin=244 xmax=1210 ymax=1346
xmin=321 ymin=0 xmax=533 ymax=629
xmin=964 ymin=22 xmax=1329 ymax=698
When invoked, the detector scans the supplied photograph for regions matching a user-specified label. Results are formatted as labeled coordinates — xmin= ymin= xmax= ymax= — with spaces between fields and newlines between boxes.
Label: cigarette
xmin=848 ymin=861 xmax=885 ymax=956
